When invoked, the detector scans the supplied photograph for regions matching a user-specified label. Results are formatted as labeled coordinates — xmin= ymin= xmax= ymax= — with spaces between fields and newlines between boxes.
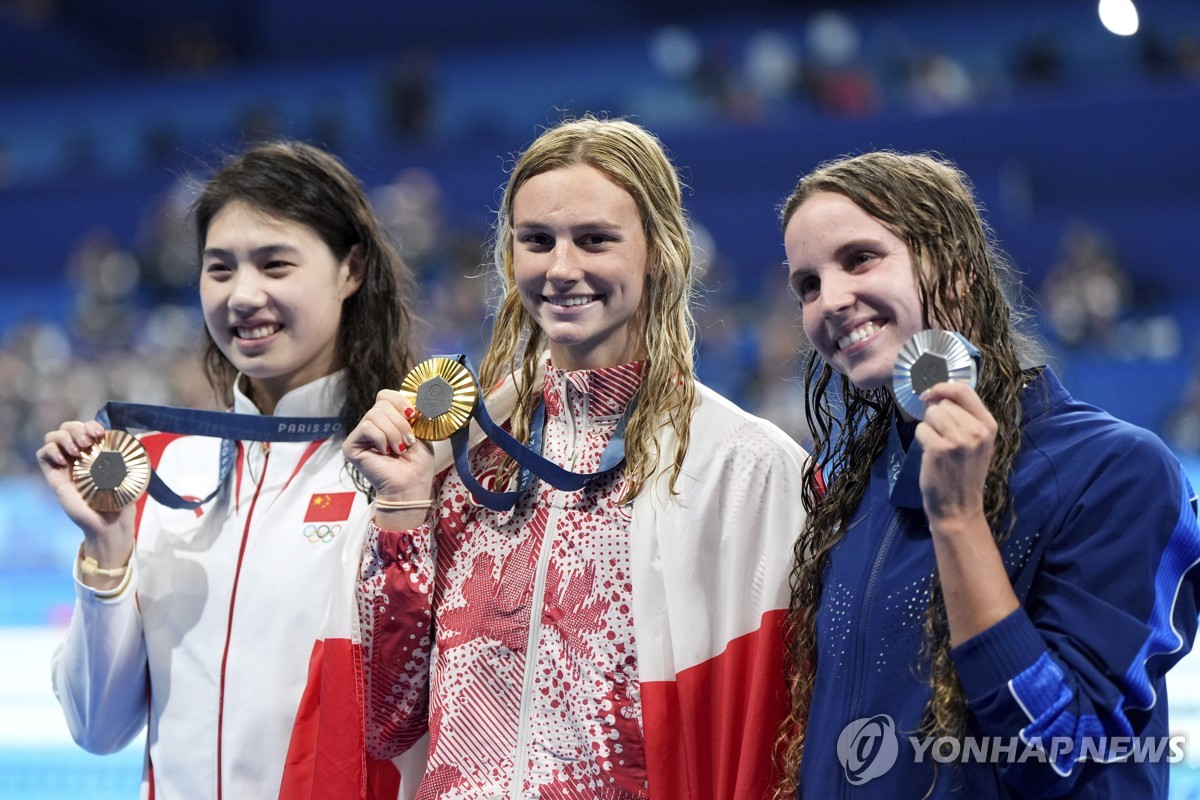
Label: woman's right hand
xmin=37 ymin=420 xmax=136 ymax=582
xmin=343 ymin=389 xmax=436 ymax=504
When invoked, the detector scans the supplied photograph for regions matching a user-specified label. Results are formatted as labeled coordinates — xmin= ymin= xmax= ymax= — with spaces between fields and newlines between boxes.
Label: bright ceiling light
xmin=1099 ymin=0 xmax=1140 ymax=36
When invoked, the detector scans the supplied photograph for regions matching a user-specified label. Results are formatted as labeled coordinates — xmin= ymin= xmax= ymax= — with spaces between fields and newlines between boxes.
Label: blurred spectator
xmin=649 ymin=25 xmax=703 ymax=82
xmin=1179 ymin=30 xmax=1200 ymax=76
xmin=371 ymin=167 xmax=445 ymax=276
xmin=743 ymin=30 xmax=801 ymax=115
xmin=135 ymin=174 xmax=201 ymax=303
xmin=235 ymin=103 xmax=282 ymax=145
xmin=1012 ymin=30 xmax=1063 ymax=86
xmin=1139 ymin=27 xmax=1179 ymax=77
xmin=696 ymin=38 xmax=764 ymax=123
xmin=147 ymin=20 xmax=233 ymax=74
xmin=798 ymin=10 xmax=880 ymax=117
xmin=743 ymin=288 xmax=812 ymax=449
xmin=65 ymin=228 xmax=143 ymax=354
xmin=906 ymin=49 xmax=976 ymax=112
xmin=1165 ymin=350 xmax=1200 ymax=454
xmin=381 ymin=49 xmax=438 ymax=144
xmin=423 ymin=246 xmax=491 ymax=366
xmin=1039 ymin=220 xmax=1131 ymax=350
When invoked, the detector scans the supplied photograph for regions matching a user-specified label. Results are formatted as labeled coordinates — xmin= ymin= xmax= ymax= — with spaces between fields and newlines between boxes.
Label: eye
xmin=203 ymin=261 xmax=233 ymax=279
xmin=520 ymin=232 xmax=552 ymax=250
xmin=579 ymin=233 xmax=611 ymax=248
xmin=263 ymin=259 xmax=294 ymax=272
xmin=846 ymin=249 xmax=877 ymax=270
xmin=791 ymin=274 xmax=819 ymax=304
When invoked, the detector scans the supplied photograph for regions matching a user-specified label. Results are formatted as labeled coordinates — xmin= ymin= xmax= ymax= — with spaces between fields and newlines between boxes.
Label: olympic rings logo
xmin=303 ymin=524 xmax=342 ymax=544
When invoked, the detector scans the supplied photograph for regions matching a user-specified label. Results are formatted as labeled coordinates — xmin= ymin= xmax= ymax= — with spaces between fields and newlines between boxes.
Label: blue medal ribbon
xmin=96 ymin=401 xmax=344 ymax=511
xmin=443 ymin=355 xmax=632 ymax=512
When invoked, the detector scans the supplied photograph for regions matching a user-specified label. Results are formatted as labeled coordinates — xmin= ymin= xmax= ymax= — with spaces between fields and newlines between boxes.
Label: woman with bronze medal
xmin=772 ymin=151 xmax=1200 ymax=798
xmin=323 ymin=117 xmax=809 ymax=799
xmin=36 ymin=141 xmax=419 ymax=799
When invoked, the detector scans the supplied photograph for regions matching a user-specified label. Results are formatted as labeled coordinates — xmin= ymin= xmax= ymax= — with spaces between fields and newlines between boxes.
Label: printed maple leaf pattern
xmin=542 ymin=559 xmax=608 ymax=658
xmin=436 ymin=506 xmax=545 ymax=653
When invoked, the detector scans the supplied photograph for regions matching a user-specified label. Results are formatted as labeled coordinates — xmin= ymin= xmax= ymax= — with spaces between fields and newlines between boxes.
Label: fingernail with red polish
xmin=403 ymin=407 xmax=415 ymax=420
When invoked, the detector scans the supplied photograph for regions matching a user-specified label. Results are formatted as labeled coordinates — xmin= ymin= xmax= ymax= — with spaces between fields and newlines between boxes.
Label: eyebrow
xmin=832 ymin=237 xmax=885 ymax=260
xmin=514 ymin=219 xmax=624 ymax=233
xmin=201 ymin=244 xmax=302 ymax=260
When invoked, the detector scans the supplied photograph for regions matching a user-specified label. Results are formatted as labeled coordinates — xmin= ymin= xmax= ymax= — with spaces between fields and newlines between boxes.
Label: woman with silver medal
xmin=773 ymin=151 xmax=1200 ymax=798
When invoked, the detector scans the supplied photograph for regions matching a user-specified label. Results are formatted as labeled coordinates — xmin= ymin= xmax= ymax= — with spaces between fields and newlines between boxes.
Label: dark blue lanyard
xmin=96 ymin=401 xmax=344 ymax=511
xmin=446 ymin=356 xmax=632 ymax=512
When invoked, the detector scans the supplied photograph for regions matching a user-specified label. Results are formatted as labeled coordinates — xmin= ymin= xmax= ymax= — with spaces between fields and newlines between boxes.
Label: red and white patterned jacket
xmin=282 ymin=362 xmax=808 ymax=799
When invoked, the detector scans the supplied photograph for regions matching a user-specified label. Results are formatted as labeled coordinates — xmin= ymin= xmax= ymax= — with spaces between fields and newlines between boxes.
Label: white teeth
xmin=837 ymin=322 xmax=879 ymax=351
xmin=547 ymin=295 xmax=597 ymax=307
xmin=236 ymin=324 xmax=279 ymax=340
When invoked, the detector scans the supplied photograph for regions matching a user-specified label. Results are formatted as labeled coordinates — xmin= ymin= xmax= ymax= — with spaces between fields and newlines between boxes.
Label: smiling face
xmin=511 ymin=164 xmax=650 ymax=371
xmin=785 ymin=190 xmax=927 ymax=392
xmin=200 ymin=200 xmax=361 ymax=410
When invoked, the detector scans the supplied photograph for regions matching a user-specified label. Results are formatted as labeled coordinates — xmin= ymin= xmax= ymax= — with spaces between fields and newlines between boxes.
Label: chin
xmin=842 ymin=366 xmax=891 ymax=392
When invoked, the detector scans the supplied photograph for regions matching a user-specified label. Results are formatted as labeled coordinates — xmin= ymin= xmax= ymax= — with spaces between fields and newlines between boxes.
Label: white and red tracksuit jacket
xmin=51 ymin=373 xmax=371 ymax=800
xmin=282 ymin=361 xmax=809 ymax=799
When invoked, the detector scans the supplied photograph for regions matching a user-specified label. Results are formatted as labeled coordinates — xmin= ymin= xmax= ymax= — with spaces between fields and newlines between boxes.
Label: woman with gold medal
xmin=291 ymin=116 xmax=811 ymax=800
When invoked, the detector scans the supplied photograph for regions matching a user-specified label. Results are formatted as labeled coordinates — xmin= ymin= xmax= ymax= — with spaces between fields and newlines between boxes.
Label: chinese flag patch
xmin=304 ymin=492 xmax=356 ymax=522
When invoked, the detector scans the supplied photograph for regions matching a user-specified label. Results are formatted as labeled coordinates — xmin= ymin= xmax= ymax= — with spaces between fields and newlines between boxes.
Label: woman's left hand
xmin=914 ymin=381 xmax=998 ymax=527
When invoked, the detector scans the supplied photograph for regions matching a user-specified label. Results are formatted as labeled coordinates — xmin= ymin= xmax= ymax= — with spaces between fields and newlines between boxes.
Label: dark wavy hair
xmin=192 ymin=140 xmax=419 ymax=437
xmin=773 ymin=151 xmax=1040 ymax=797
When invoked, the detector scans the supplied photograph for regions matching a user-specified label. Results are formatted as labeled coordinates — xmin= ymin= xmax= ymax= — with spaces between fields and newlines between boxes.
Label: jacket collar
xmin=232 ymin=371 xmax=346 ymax=418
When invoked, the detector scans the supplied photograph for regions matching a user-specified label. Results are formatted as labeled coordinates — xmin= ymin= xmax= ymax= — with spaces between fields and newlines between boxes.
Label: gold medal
xmin=398 ymin=357 xmax=478 ymax=440
xmin=72 ymin=430 xmax=151 ymax=512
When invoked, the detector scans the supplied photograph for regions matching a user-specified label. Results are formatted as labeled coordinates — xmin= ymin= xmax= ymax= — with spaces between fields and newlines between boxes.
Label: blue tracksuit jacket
xmin=800 ymin=368 xmax=1200 ymax=798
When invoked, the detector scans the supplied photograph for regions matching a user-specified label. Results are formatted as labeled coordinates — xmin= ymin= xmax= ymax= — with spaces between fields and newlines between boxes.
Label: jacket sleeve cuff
xmin=72 ymin=551 xmax=136 ymax=603
xmin=950 ymin=607 xmax=1047 ymax=703
xmin=369 ymin=520 xmax=433 ymax=565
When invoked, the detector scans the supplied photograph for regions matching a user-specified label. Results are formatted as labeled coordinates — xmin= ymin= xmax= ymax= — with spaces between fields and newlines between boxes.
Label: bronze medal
xmin=72 ymin=430 xmax=151 ymax=511
xmin=398 ymin=357 xmax=479 ymax=440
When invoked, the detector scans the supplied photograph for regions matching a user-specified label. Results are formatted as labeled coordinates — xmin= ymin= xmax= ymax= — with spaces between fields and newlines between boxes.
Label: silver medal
xmin=892 ymin=330 xmax=979 ymax=420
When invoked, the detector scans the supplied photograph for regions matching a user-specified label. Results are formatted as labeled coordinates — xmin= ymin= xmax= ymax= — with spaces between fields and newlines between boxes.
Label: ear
xmin=338 ymin=243 xmax=366 ymax=300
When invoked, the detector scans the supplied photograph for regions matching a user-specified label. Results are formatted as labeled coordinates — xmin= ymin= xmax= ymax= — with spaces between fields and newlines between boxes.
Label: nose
xmin=228 ymin=268 xmax=268 ymax=312
xmin=545 ymin=243 xmax=582 ymax=285
xmin=817 ymin=271 xmax=854 ymax=319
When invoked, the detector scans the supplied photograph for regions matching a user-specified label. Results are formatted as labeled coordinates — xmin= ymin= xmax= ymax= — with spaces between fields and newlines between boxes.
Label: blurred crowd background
xmin=2 ymin=0 xmax=1200 ymax=795
xmin=2 ymin=0 xmax=1199 ymax=472
xmin=2 ymin=0 xmax=1200 ymax=583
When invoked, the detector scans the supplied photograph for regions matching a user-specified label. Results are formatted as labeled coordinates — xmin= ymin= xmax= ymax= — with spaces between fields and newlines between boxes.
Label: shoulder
xmin=1023 ymin=385 xmax=1181 ymax=489
xmin=1017 ymin=376 xmax=1190 ymax=537
xmin=685 ymin=382 xmax=809 ymax=475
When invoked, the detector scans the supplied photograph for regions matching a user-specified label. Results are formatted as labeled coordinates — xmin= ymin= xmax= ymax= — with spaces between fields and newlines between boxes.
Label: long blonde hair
xmin=774 ymin=151 xmax=1040 ymax=796
xmin=479 ymin=116 xmax=697 ymax=499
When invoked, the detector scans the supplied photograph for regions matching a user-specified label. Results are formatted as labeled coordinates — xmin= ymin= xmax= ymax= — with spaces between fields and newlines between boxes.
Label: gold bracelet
xmin=78 ymin=545 xmax=129 ymax=578
xmin=373 ymin=498 xmax=433 ymax=512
